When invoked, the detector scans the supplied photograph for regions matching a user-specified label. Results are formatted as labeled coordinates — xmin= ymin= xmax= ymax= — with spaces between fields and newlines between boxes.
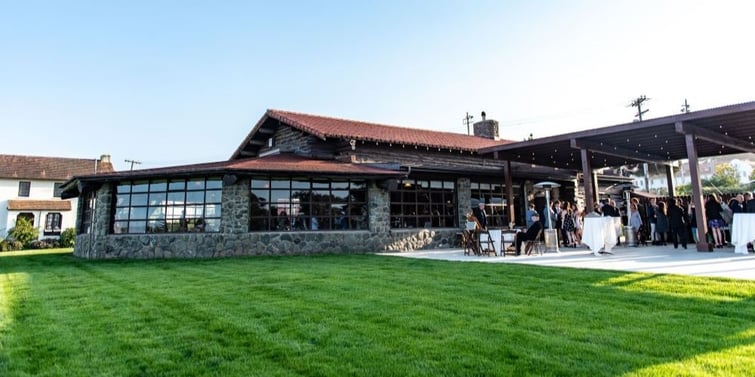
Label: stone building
xmin=61 ymin=110 xmax=611 ymax=259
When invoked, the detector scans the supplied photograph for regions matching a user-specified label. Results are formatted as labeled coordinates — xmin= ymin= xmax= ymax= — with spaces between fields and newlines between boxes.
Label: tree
xmin=704 ymin=163 xmax=738 ymax=189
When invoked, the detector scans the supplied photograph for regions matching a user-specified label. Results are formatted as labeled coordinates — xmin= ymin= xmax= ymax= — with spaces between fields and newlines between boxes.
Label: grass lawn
xmin=1 ymin=248 xmax=754 ymax=376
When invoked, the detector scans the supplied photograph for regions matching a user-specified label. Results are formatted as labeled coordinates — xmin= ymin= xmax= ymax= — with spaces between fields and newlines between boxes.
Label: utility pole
xmin=680 ymin=98 xmax=690 ymax=113
xmin=125 ymin=159 xmax=142 ymax=171
xmin=629 ymin=95 xmax=650 ymax=121
xmin=463 ymin=112 xmax=474 ymax=135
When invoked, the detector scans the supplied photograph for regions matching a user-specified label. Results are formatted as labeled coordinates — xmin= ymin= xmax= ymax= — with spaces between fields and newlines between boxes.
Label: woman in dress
xmin=655 ymin=201 xmax=669 ymax=245
xmin=704 ymin=193 xmax=725 ymax=248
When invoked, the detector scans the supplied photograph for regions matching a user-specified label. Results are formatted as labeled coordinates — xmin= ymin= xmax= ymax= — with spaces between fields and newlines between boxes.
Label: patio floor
xmin=382 ymin=244 xmax=755 ymax=281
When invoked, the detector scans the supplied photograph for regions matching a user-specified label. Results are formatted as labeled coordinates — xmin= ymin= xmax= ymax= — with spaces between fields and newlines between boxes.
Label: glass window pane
xmin=114 ymin=208 xmax=130 ymax=220
xmin=129 ymin=221 xmax=147 ymax=234
xmin=169 ymin=180 xmax=186 ymax=191
xmin=205 ymin=190 xmax=222 ymax=203
xmin=130 ymin=207 xmax=147 ymax=220
xmin=251 ymin=188 xmax=268 ymax=203
xmin=350 ymin=181 xmax=366 ymax=190
xmin=270 ymin=179 xmax=289 ymax=189
xmin=117 ymin=184 xmax=131 ymax=193
xmin=132 ymin=182 xmax=149 ymax=193
xmin=149 ymin=181 xmax=167 ymax=192
xmin=149 ymin=192 xmax=166 ymax=206
xmin=116 ymin=194 xmax=130 ymax=207
xmin=187 ymin=179 xmax=205 ymax=190
xmin=206 ymin=179 xmax=222 ymax=189
xmin=186 ymin=204 xmax=204 ymax=218
xmin=186 ymin=191 xmax=204 ymax=204
xmin=271 ymin=190 xmax=291 ymax=204
xmin=251 ymin=178 xmax=269 ymax=188
xmin=204 ymin=219 xmax=220 ymax=232
xmin=332 ymin=181 xmax=348 ymax=190
xmin=147 ymin=220 xmax=166 ymax=233
xmin=131 ymin=193 xmax=148 ymax=206
xmin=168 ymin=191 xmax=185 ymax=204
xmin=113 ymin=221 xmax=128 ymax=234
xmin=312 ymin=180 xmax=329 ymax=189
xmin=292 ymin=180 xmax=310 ymax=189
xmin=205 ymin=204 xmax=221 ymax=217
xmin=148 ymin=206 xmax=165 ymax=219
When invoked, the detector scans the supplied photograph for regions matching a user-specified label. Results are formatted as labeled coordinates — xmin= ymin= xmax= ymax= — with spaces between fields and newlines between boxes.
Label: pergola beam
xmin=675 ymin=122 xmax=755 ymax=153
xmin=570 ymin=138 xmax=668 ymax=163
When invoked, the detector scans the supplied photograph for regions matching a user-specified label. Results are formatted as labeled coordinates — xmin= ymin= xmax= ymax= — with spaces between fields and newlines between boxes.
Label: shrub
xmin=0 ymin=240 xmax=24 ymax=251
xmin=7 ymin=217 xmax=39 ymax=247
xmin=60 ymin=228 xmax=76 ymax=248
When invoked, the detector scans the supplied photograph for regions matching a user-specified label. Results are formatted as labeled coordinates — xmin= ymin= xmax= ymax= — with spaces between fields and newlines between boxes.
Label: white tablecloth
xmin=730 ymin=213 xmax=755 ymax=254
xmin=583 ymin=217 xmax=618 ymax=256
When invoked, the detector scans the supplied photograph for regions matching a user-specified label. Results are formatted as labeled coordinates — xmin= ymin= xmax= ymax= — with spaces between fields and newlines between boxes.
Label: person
xmin=704 ymin=193 xmax=725 ymax=248
xmin=472 ymin=202 xmax=488 ymax=230
xmin=655 ymin=201 xmax=669 ymax=245
xmin=516 ymin=213 xmax=543 ymax=256
xmin=647 ymin=198 xmax=658 ymax=244
xmin=628 ymin=203 xmax=643 ymax=246
xmin=667 ymin=198 xmax=688 ymax=249
xmin=525 ymin=203 xmax=537 ymax=228
xmin=745 ymin=192 xmax=755 ymax=213
xmin=687 ymin=204 xmax=698 ymax=243
xmin=562 ymin=203 xmax=577 ymax=247
xmin=602 ymin=199 xmax=621 ymax=246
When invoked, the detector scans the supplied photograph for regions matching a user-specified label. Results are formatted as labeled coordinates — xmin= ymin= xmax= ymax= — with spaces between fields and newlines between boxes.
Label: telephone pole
xmin=125 ymin=159 xmax=142 ymax=171
xmin=463 ymin=112 xmax=474 ymax=135
xmin=680 ymin=98 xmax=690 ymax=113
xmin=629 ymin=95 xmax=650 ymax=121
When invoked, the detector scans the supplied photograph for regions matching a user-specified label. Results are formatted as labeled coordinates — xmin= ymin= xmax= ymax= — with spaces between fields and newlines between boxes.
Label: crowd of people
xmin=466 ymin=191 xmax=755 ymax=255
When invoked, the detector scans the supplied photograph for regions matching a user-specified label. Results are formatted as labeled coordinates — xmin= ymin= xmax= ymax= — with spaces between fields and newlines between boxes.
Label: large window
xmin=53 ymin=182 xmax=64 ymax=198
xmin=79 ymin=191 xmax=95 ymax=235
xmin=113 ymin=178 xmax=222 ymax=234
xmin=44 ymin=213 xmax=62 ymax=235
xmin=390 ymin=179 xmax=456 ymax=229
xmin=250 ymin=178 xmax=367 ymax=231
xmin=470 ymin=181 xmax=509 ymax=228
xmin=18 ymin=181 xmax=30 ymax=197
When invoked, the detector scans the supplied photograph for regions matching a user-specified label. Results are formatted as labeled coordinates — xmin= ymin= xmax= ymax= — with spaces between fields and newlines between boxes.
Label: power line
xmin=462 ymin=112 xmax=474 ymax=135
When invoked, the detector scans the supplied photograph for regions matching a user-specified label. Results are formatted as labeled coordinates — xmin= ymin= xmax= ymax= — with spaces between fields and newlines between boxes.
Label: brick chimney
xmin=473 ymin=111 xmax=499 ymax=140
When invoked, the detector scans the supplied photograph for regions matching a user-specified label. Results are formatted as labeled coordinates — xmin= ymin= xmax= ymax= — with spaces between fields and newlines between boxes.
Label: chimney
xmin=473 ymin=111 xmax=499 ymax=140
xmin=99 ymin=154 xmax=111 ymax=164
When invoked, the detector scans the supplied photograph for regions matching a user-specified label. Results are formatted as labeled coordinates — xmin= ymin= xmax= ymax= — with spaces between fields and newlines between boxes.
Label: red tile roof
xmin=7 ymin=199 xmax=72 ymax=211
xmin=74 ymin=154 xmax=404 ymax=181
xmin=0 ymin=154 xmax=115 ymax=181
xmin=266 ymin=109 xmax=513 ymax=152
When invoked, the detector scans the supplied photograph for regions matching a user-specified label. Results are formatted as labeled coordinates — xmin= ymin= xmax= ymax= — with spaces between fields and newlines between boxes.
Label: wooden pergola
xmin=479 ymin=101 xmax=755 ymax=251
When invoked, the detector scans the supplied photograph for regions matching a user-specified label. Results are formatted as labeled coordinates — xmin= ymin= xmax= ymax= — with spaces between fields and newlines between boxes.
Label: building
xmin=62 ymin=110 xmax=624 ymax=259
xmin=0 ymin=154 xmax=114 ymax=240
xmin=631 ymin=153 xmax=755 ymax=193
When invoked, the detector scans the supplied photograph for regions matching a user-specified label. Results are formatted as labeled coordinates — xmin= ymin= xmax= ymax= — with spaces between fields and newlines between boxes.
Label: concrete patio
xmin=383 ymin=244 xmax=755 ymax=281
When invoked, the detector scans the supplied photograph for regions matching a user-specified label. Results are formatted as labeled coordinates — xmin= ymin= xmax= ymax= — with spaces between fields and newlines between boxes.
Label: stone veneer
xmin=73 ymin=178 xmax=471 ymax=259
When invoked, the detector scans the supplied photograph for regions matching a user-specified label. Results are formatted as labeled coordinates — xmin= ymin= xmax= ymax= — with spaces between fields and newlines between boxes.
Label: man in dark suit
xmin=667 ymin=198 xmax=688 ymax=249
xmin=516 ymin=214 xmax=543 ymax=256
xmin=472 ymin=202 xmax=488 ymax=230
xmin=746 ymin=192 xmax=755 ymax=213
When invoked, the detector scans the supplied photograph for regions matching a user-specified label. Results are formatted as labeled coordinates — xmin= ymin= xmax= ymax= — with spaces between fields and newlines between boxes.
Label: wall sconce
xmin=349 ymin=139 xmax=356 ymax=150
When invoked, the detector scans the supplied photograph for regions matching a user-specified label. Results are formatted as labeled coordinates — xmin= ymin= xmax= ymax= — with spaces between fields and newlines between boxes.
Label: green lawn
xmin=1 ymin=249 xmax=754 ymax=377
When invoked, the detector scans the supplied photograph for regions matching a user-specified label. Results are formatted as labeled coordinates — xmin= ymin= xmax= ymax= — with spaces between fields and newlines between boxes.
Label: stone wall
xmin=73 ymin=180 xmax=461 ymax=259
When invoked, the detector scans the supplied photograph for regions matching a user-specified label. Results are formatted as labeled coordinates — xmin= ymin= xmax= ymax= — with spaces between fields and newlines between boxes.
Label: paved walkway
xmin=383 ymin=244 xmax=755 ymax=280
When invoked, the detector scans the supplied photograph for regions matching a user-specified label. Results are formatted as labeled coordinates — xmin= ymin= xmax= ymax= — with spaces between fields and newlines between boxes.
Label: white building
xmin=0 ymin=154 xmax=114 ymax=240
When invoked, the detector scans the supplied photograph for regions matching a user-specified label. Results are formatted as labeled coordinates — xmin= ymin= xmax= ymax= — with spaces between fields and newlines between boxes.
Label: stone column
xmin=368 ymin=182 xmax=390 ymax=233
xmin=457 ymin=177 xmax=471 ymax=226
xmin=89 ymin=183 xmax=114 ymax=258
xmin=221 ymin=176 xmax=250 ymax=234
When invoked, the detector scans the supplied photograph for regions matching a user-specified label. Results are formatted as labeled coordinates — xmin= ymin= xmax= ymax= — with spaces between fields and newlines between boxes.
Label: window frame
xmin=44 ymin=212 xmax=63 ymax=236
xmin=389 ymin=178 xmax=456 ymax=229
xmin=18 ymin=181 xmax=31 ymax=197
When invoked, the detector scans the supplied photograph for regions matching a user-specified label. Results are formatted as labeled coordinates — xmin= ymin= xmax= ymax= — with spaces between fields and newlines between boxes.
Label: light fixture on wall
xmin=349 ymin=139 xmax=356 ymax=150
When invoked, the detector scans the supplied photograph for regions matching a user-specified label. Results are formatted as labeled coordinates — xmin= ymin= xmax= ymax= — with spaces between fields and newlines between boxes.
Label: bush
xmin=29 ymin=238 xmax=61 ymax=249
xmin=7 ymin=217 xmax=39 ymax=247
xmin=0 ymin=240 xmax=24 ymax=252
xmin=60 ymin=228 xmax=76 ymax=248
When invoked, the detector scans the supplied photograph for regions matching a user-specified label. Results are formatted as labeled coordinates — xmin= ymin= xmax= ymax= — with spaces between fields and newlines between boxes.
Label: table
xmin=479 ymin=229 xmax=502 ymax=256
xmin=730 ymin=213 xmax=755 ymax=254
xmin=583 ymin=216 xmax=618 ymax=256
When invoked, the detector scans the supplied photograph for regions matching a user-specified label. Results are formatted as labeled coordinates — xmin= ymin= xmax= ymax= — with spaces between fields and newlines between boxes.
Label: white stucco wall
xmin=0 ymin=178 xmax=78 ymax=240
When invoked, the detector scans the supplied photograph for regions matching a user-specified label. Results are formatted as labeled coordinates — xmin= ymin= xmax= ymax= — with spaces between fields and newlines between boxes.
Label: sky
xmin=2 ymin=0 xmax=754 ymax=171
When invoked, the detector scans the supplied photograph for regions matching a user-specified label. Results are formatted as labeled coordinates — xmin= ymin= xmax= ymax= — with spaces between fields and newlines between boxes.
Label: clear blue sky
xmin=2 ymin=0 xmax=754 ymax=171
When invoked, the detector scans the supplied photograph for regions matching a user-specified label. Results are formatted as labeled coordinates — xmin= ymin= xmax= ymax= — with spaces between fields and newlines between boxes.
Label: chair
xmin=462 ymin=229 xmax=480 ymax=256
xmin=479 ymin=230 xmax=497 ymax=256
xmin=524 ymin=230 xmax=544 ymax=256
